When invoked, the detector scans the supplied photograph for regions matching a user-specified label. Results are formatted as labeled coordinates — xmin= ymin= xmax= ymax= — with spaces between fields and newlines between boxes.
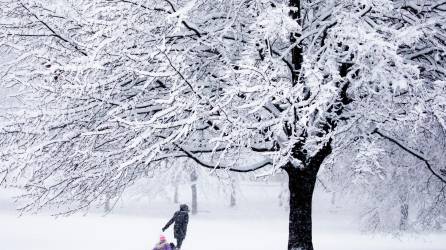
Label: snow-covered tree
xmin=366 ymin=119 xmax=446 ymax=232
xmin=323 ymin=117 xmax=446 ymax=233
xmin=1 ymin=1 xmax=446 ymax=249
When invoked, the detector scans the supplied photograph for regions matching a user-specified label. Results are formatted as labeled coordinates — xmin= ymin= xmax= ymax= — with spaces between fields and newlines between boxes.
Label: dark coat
xmin=163 ymin=205 xmax=189 ymax=240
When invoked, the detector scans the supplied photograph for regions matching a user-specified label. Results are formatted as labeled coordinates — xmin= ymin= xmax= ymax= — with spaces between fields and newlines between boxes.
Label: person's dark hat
xmin=180 ymin=204 xmax=190 ymax=212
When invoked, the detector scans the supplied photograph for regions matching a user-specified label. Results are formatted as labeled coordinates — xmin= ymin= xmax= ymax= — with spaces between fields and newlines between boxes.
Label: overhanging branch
xmin=372 ymin=128 xmax=446 ymax=184
xmin=174 ymin=143 xmax=272 ymax=173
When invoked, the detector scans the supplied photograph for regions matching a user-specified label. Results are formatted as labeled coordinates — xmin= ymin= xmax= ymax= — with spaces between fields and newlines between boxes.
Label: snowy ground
xmin=1 ymin=182 xmax=445 ymax=250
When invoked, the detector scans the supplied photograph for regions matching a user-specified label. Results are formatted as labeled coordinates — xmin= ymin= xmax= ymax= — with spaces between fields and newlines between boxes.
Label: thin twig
xmin=19 ymin=2 xmax=87 ymax=56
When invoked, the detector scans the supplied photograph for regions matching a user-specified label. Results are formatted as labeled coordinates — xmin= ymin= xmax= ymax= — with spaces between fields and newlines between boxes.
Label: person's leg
xmin=176 ymin=237 xmax=184 ymax=249
xmin=169 ymin=242 xmax=176 ymax=249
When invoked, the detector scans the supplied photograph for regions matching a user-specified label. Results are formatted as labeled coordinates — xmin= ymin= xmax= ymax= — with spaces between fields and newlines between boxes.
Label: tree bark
xmin=104 ymin=195 xmax=111 ymax=213
xmin=289 ymin=0 xmax=303 ymax=86
xmin=190 ymin=169 xmax=198 ymax=215
xmin=173 ymin=184 xmax=179 ymax=204
xmin=285 ymin=166 xmax=317 ymax=250
xmin=285 ymin=141 xmax=332 ymax=250
xmin=230 ymin=177 xmax=236 ymax=207
xmin=400 ymin=202 xmax=409 ymax=231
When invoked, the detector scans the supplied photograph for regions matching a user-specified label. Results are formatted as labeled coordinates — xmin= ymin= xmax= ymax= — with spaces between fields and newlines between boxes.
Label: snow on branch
xmin=175 ymin=143 xmax=272 ymax=173
xmin=1 ymin=0 xmax=445 ymax=214
xmin=372 ymin=128 xmax=446 ymax=184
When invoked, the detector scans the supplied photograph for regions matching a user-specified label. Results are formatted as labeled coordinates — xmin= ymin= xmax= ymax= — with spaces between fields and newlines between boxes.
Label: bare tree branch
xmin=19 ymin=2 xmax=88 ymax=56
xmin=174 ymin=143 xmax=272 ymax=173
xmin=373 ymin=128 xmax=446 ymax=184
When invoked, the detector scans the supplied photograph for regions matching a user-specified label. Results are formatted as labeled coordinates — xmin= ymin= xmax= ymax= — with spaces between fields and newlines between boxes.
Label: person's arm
xmin=162 ymin=212 xmax=177 ymax=231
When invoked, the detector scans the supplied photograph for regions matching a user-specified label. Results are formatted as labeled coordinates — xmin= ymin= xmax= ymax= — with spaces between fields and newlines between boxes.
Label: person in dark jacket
xmin=162 ymin=204 xmax=189 ymax=249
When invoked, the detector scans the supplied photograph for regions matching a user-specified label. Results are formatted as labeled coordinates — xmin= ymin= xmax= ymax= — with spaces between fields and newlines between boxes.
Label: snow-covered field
xmin=1 ymin=182 xmax=445 ymax=250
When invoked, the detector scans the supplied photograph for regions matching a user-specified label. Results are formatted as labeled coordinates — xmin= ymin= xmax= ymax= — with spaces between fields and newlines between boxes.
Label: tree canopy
xmin=1 ymin=1 xmax=446 ymax=248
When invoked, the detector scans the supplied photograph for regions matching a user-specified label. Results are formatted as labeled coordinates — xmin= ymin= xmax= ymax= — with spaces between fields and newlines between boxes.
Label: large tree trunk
xmin=285 ymin=141 xmax=332 ymax=250
xmin=285 ymin=166 xmax=317 ymax=250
